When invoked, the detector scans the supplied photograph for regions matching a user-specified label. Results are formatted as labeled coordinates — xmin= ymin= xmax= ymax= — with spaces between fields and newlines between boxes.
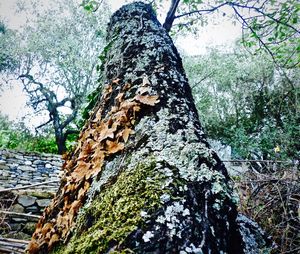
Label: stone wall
xmin=0 ymin=149 xmax=63 ymax=240
xmin=0 ymin=149 xmax=63 ymax=192
xmin=1 ymin=190 xmax=56 ymax=240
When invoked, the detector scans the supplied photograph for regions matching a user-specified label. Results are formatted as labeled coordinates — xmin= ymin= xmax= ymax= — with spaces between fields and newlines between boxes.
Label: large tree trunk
xmin=27 ymin=2 xmax=271 ymax=254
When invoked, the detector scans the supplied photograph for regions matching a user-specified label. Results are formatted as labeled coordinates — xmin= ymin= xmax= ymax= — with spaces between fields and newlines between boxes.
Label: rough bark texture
xmin=27 ymin=2 xmax=271 ymax=254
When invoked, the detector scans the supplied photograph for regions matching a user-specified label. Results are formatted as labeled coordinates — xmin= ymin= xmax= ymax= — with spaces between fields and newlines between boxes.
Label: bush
xmin=0 ymin=115 xmax=58 ymax=154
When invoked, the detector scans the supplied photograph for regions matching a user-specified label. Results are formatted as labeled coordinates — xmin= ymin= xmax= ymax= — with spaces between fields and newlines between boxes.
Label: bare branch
xmin=174 ymin=2 xmax=228 ymax=20
xmin=61 ymin=110 xmax=77 ymax=130
xmin=231 ymin=5 xmax=277 ymax=64
xmin=35 ymin=117 xmax=53 ymax=130
xmin=163 ymin=0 xmax=181 ymax=32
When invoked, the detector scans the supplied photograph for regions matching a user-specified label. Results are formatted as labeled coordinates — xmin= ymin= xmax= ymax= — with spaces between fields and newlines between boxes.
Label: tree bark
xmin=27 ymin=2 xmax=271 ymax=254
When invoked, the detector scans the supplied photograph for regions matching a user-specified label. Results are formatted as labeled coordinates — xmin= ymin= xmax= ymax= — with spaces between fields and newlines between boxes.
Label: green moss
xmin=54 ymin=160 xmax=169 ymax=254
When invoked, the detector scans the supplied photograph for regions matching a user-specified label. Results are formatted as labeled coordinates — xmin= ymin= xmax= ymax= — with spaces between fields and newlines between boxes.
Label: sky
xmin=0 ymin=0 xmax=241 ymax=129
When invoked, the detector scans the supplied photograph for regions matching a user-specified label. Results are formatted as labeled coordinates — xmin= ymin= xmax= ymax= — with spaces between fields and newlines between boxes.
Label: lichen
xmin=52 ymin=159 xmax=172 ymax=254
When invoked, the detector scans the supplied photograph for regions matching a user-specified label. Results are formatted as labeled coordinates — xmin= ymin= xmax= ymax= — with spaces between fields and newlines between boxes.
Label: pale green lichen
xmin=53 ymin=159 xmax=172 ymax=254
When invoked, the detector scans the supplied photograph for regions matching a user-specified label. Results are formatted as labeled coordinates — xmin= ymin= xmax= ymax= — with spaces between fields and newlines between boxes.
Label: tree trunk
xmin=27 ymin=2 xmax=271 ymax=254
xmin=52 ymin=111 xmax=67 ymax=155
xmin=55 ymin=132 xmax=67 ymax=155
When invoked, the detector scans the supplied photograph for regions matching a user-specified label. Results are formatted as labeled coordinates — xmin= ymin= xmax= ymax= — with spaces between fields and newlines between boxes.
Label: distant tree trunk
xmin=55 ymin=131 xmax=67 ymax=155
xmin=53 ymin=118 xmax=67 ymax=155
xmin=27 ymin=2 xmax=271 ymax=254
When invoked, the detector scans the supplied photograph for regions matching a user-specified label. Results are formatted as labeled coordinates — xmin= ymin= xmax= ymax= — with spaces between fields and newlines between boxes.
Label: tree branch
xmin=230 ymin=2 xmax=300 ymax=34
xmin=174 ymin=2 xmax=228 ymax=20
xmin=231 ymin=5 xmax=277 ymax=65
xmin=163 ymin=0 xmax=181 ymax=32
xmin=35 ymin=117 xmax=53 ymax=131
xmin=61 ymin=110 xmax=77 ymax=130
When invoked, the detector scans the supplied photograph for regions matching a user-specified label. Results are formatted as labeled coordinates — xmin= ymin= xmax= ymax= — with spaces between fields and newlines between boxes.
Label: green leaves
xmin=184 ymin=45 xmax=299 ymax=160
xmin=242 ymin=0 xmax=300 ymax=68
xmin=81 ymin=0 xmax=99 ymax=12
xmin=0 ymin=114 xmax=58 ymax=153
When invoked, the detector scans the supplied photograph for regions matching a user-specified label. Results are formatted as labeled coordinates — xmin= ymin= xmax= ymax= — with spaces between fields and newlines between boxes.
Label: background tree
xmin=184 ymin=46 xmax=300 ymax=160
xmin=0 ymin=21 xmax=18 ymax=75
xmin=1 ymin=0 xmax=109 ymax=154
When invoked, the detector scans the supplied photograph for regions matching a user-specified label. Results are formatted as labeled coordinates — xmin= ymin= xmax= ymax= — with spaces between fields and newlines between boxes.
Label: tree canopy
xmin=184 ymin=45 xmax=300 ymax=160
xmin=84 ymin=0 xmax=299 ymax=68
xmin=0 ymin=0 xmax=109 ymax=154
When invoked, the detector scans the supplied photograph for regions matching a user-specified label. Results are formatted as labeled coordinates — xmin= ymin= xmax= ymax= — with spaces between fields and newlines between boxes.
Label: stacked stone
xmin=0 ymin=149 xmax=63 ymax=192
xmin=0 ymin=149 xmax=63 ymax=239
xmin=5 ymin=191 xmax=55 ymax=239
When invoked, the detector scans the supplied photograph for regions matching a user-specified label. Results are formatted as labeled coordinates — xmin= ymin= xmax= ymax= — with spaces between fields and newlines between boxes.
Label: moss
xmin=53 ymin=159 xmax=170 ymax=254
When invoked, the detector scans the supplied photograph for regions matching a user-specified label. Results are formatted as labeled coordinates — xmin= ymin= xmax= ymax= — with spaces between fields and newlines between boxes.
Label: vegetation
xmin=1 ymin=0 xmax=298 ymax=158
xmin=0 ymin=1 xmax=297 ymax=253
xmin=0 ymin=114 xmax=58 ymax=153
xmin=0 ymin=0 xmax=109 ymax=154
xmin=234 ymin=161 xmax=300 ymax=253
xmin=184 ymin=46 xmax=300 ymax=160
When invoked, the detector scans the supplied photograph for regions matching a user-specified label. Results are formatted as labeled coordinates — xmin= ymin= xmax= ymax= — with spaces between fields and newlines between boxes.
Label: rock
xmin=19 ymin=165 xmax=35 ymax=172
xmin=13 ymin=155 xmax=24 ymax=160
xmin=237 ymin=214 xmax=273 ymax=253
xmin=21 ymin=191 xmax=55 ymax=199
xmin=33 ymin=160 xmax=43 ymax=165
xmin=1 ymin=170 xmax=10 ymax=177
xmin=25 ymin=160 xmax=33 ymax=165
xmin=37 ymin=199 xmax=51 ymax=207
xmin=51 ymin=161 xmax=62 ymax=167
xmin=9 ymin=223 xmax=23 ymax=231
xmin=25 ymin=205 xmax=39 ymax=213
xmin=12 ymin=204 xmax=25 ymax=213
xmin=19 ymin=180 xmax=30 ymax=185
xmin=12 ymin=217 xmax=27 ymax=223
xmin=0 ymin=164 xmax=9 ymax=170
xmin=18 ymin=195 xmax=37 ymax=207
xmin=4 ymin=231 xmax=31 ymax=240
xmin=45 ymin=163 xmax=52 ymax=169
xmin=0 ymin=159 xmax=6 ymax=164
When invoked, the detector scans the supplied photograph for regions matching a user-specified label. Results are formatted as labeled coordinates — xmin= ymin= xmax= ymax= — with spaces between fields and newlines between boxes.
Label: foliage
xmin=238 ymin=0 xmax=300 ymax=68
xmin=167 ymin=0 xmax=300 ymax=68
xmin=0 ymin=21 xmax=17 ymax=73
xmin=85 ymin=0 xmax=299 ymax=68
xmin=0 ymin=114 xmax=58 ymax=154
xmin=2 ymin=0 xmax=109 ymax=154
xmin=183 ymin=46 xmax=300 ymax=160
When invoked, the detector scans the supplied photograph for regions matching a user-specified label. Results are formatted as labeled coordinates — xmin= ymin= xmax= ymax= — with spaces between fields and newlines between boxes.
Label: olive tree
xmin=4 ymin=0 xmax=109 ymax=154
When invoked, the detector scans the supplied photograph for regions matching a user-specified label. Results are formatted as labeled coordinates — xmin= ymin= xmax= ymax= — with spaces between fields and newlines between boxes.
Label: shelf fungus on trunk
xmin=27 ymin=2 xmax=272 ymax=254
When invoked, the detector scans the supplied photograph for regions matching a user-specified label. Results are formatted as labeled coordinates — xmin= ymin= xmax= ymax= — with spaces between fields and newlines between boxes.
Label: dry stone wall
xmin=0 ymin=149 xmax=63 ymax=240
xmin=0 ymin=149 xmax=63 ymax=192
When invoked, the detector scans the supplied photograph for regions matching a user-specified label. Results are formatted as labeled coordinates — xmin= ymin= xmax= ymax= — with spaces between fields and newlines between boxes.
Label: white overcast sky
xmin=0 ymin=0 xmax=241 ymax=128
